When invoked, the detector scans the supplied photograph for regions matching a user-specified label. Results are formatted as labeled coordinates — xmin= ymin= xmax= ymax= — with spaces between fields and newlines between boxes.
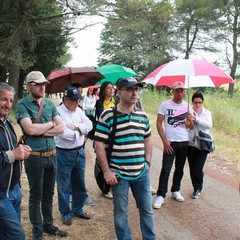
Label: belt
xmin=56 ymin=145 xmax=83 ymax=151
xmin=30 ymin=149 xmax=56 ymax=157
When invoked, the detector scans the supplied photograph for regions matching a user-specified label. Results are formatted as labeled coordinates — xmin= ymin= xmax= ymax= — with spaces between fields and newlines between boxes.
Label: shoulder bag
xmin=193 ymin=129 xmax=215 ymax=153
xmin=94 ymin=108 xmax=117 ymax=194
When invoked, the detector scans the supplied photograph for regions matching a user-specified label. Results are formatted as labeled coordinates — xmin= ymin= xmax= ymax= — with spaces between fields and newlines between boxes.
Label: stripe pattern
xmin=94 ymin=108 xmax=151 ymax=180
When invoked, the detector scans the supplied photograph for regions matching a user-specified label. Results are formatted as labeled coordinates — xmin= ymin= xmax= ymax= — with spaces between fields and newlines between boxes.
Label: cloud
xmin=67 ymin=17 xmax=105 ymax=68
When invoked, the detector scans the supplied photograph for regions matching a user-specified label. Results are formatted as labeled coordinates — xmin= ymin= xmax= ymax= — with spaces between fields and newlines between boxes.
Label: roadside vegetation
xmin=141 ymin=85 xmax=240 ymax=164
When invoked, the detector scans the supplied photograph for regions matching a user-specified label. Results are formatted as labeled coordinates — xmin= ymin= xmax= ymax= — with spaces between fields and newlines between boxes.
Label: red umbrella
xmin=46 ymin=67 xmax=104 ymax=94
xmin=142 ymin=59 xmax=235 ymax=88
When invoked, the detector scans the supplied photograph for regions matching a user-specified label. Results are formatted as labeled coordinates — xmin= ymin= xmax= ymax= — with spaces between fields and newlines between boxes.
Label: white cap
xmin=26 ymin=71 xmax=49 ymax=84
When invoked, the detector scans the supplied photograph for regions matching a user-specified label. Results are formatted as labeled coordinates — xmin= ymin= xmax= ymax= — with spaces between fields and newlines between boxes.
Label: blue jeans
xmin=157 ymin=141 xmax=188 ymax=198
xmin=111 ymin=169 xmax=156 ymax=240
xmin=56 ymin=147 xmax=87 ymax=219
xmin=0 ymin=184 xmax=25 ymax=240
xmin=24 ymin=154 xmax=56 ymax=235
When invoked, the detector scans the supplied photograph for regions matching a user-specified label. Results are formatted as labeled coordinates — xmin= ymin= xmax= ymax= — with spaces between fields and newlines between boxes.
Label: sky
xmin=67 ymin=18 xmax=105 ymax=68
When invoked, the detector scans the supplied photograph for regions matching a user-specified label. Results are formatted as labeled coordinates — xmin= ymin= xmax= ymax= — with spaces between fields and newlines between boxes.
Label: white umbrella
xmin=142 ymin=59 xmax=235 ymax=88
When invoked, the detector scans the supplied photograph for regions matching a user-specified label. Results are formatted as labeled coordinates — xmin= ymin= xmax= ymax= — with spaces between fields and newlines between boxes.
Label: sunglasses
xmin=28 ymin=82 xmax=47 ymax=86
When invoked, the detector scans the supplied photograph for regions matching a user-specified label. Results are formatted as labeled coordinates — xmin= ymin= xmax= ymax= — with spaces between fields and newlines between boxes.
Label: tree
xmin=0 ymin=0 xmax=72 ymax=99
xmin=173 ymin=0 xmax=225 ymax=59
xmin=221 ymin=0 xmax=240 ymax=97
xmin=97 ymin=0 xmax=174 ymax=79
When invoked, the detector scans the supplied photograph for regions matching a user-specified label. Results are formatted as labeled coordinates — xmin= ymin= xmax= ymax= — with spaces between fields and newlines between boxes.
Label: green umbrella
xmin=96 ymin=64 xmax=137 ymax=84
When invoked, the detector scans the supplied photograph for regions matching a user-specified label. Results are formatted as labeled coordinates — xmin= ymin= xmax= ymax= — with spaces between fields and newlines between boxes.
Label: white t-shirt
xmin=158 ymin=99 xmax=189 ymax=142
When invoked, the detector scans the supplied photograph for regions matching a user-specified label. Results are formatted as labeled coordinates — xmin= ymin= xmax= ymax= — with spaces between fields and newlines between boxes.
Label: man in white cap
xmin=16 ymin=71 xmax=67 ymax=240
xmin=153 ymin=81 xmax=189 ymax=209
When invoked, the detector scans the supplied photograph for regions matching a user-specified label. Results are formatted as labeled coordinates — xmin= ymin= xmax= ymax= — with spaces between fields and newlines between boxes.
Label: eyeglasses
xmin=28 ymin=82 xmax=47 ymax=87
xmin=193 ymin=101 xmax=203 ymax=104
xmin=121 ymin=87 xmax=140 ymax=93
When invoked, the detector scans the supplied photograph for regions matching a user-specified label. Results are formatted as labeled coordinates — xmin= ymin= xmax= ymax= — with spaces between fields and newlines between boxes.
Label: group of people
xmin=0 ymin=70 xmax=212 ymax=240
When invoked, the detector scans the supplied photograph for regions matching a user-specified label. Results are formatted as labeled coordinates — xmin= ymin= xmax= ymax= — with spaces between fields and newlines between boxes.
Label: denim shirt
xmin=16 ymin=95 xmax=59 ymax=152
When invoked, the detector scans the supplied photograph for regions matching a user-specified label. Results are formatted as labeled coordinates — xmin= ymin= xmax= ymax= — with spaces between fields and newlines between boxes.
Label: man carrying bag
xmin=94 ymin=77 xmax=156 ymax=240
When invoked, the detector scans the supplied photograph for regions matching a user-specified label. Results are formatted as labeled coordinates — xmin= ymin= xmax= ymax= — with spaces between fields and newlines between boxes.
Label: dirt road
xmin=21 ymin=100 xmax=240 ymax=239
xmin=21 ymin=134 xmax=239 ymax=240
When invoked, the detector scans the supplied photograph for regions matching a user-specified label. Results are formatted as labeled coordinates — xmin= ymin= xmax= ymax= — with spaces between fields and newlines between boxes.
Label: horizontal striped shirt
xmin=94 ymin=108 xmax=151 ymax=180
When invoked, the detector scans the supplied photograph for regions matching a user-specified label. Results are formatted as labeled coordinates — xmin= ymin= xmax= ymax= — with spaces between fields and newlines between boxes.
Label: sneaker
xmin=172 ymin=191 xmax=184 ymax=202
xmin=192 ymin=190 xmax=201 ymax=199
xmin=103 ymin=191 xmax=113 ymax=199
xmin=43 ymin=225 xmax=68 ymax=237
xmin=84 ymin=196 xmax=95 ymax=206
xmin=150 ymin=186 xmax=157 ymax=195
xmin=153 ymin=196 xmax=165 ymax=209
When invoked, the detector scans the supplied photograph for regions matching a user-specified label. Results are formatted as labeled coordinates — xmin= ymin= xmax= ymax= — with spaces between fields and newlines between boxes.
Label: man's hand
xmin=66 ymin=124 xmax=76 ymax=131
xmin=12 ymin=144 xmax=32 ymax=160
xmin=103 ymin=170 xmax=118 ymax=185
xmin=163 ymin=140 xmax=174 ymax=155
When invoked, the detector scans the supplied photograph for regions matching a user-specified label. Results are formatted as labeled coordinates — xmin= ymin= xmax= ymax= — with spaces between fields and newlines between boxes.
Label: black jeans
xmin=187 ymin=146 xmax=208 ymax=191
xmin=24 ymin=154 xmax=56 ymax=235
xmin=157 ymin=141 xmax=188 ymax=198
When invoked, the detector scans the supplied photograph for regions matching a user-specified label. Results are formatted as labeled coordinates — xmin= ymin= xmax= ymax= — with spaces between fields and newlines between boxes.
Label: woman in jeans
xmin=187 ymin=92 xmax=213 ymax=199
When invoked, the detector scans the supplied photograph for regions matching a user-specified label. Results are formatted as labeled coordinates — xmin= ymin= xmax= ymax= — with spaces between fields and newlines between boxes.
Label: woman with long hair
xmin=95 ymin=81 xmax=117 ymax=119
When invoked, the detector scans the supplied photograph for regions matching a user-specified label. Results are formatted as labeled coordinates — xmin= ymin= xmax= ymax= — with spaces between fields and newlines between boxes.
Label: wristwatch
xmin=145 ymin=161 xmax=151 ymax=167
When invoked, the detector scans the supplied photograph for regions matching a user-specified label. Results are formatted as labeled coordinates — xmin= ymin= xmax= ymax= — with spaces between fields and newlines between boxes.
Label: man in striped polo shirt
xmin=94 ymin=77 xmax=156 ymax=240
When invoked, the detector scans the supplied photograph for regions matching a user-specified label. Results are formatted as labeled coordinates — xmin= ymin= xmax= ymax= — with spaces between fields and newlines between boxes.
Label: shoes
xmin=151 ymin=186 xmax=157 ymax=195
xmin=84 ymin=196 xmax=95 ymax=206
xmin=32 ymin=234 xmax=42 ymax=240
xmin=192 ymin=190 xmax=201 ymax=199
xmin=43 ymin=225 xmax=68 ymax=237
xmin=75 ymin=212 xmax=91 ymax=220
xmin=153 ymin=196 xmax=165 ymax=209
xmin=103 ymin=191 xmax=113 ymax=199
xmin=172 ymin=191 xmax=184 ymax=202
xmin=62 ymin=218 xmax=72 ymax=226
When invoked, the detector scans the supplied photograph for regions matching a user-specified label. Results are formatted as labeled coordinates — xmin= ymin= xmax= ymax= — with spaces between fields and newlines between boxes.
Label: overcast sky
xmin=67 ymin=17 xmax=105 ymax=68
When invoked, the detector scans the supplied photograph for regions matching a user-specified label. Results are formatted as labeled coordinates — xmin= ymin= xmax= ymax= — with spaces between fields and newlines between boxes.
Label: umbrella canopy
xmin=96 ymin=64 xmax=137 ymax=84
xmin=46 ymin=67 xmax=104 ymax=94
xmin=142 ymin=59 xmax=235 ymax=88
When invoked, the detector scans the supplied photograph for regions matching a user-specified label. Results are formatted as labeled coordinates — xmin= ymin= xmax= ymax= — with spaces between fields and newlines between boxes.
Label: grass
xmin=140 ymin=87 xmax=240 ymax=164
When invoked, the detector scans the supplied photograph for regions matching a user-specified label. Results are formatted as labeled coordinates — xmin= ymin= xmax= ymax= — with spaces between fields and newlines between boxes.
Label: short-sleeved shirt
xmin=94 ymin=108 xmax=151 ymax=180
xmin=16 ymin=95 xmax=59 ymax=151
xmin=158 ymin=99 xmax=189 ymax=142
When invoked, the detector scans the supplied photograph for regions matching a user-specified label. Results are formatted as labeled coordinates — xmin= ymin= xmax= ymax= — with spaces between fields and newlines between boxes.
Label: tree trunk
xmin=7 ymin=46 xmax=22 ymax=106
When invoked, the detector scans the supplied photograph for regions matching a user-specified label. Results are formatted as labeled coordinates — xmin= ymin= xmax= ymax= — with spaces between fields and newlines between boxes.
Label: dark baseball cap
xmin=64 ymin=86 xmax=83 ymax=100
xmin=116 ymin=77 xmax=143 ymax=89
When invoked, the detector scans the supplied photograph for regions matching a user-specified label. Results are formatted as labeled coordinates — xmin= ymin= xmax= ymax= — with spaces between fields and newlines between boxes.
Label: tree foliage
xmin=97 ymin=0 xmax=239 ymax=96
xmin=98 ymin=0 xmax=174 ymax=79
xmin=0 ymin=0 xmax=72 ymax=98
